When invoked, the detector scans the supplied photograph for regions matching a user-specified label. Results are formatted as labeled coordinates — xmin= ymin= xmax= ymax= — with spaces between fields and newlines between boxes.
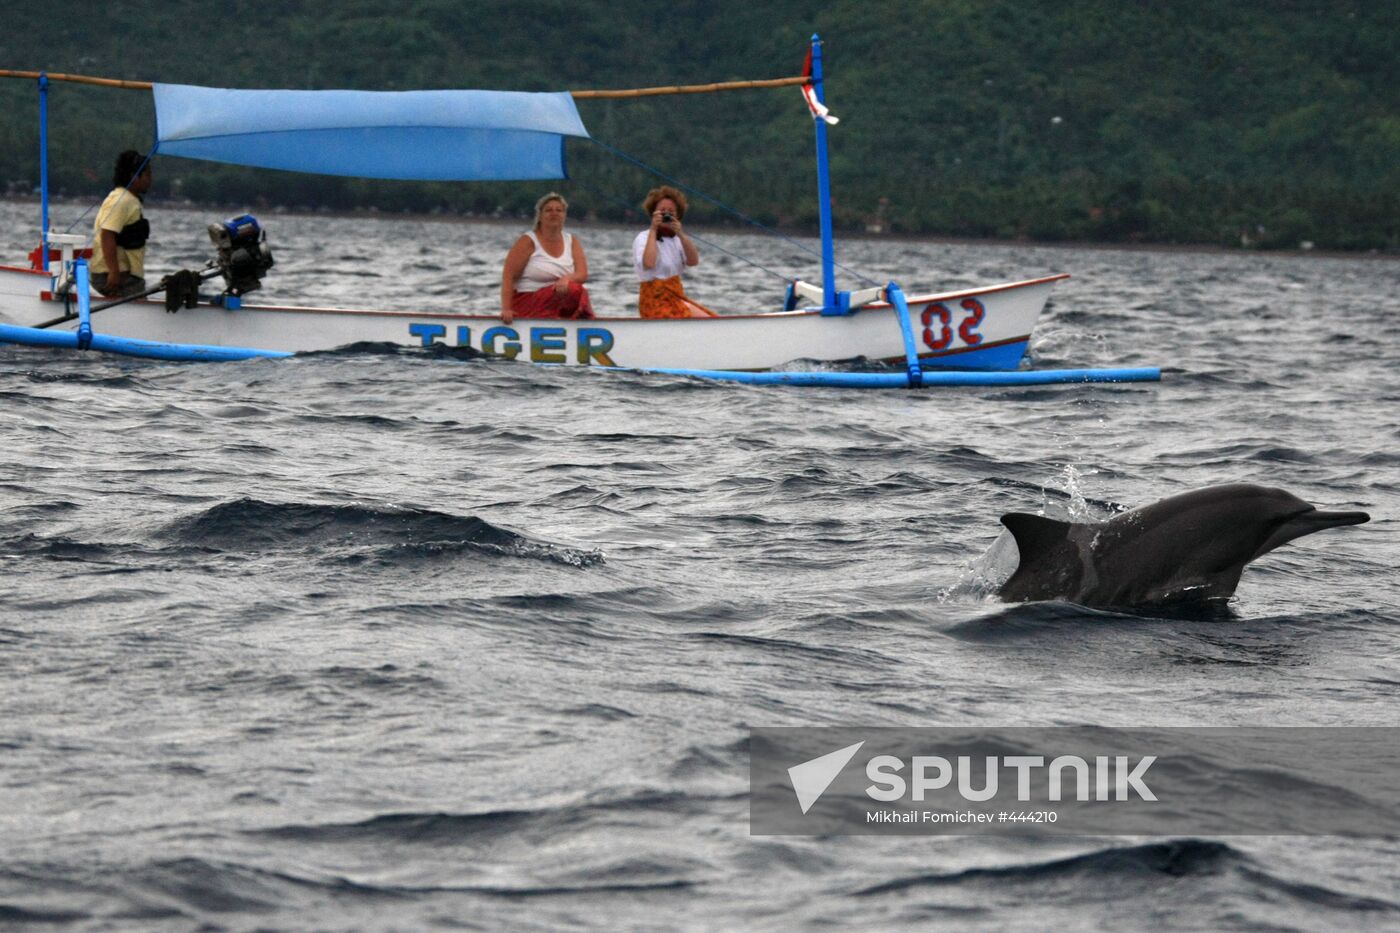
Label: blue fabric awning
xmin=152 ymin=84 xmax=590 ymax=181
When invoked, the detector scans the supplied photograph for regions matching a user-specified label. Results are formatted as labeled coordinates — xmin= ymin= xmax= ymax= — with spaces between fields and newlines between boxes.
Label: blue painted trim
xmin=627 ymin=366 xmax=1161 ymax=388
xmin=0 ymin=323 xmax=292 ymax=361
xmin=38 ymin=73 xmax=49 ymax=271
xmin=885 ymin=282 xmax=923 ymax=387
xmin=810 ymin=34 xmax=836 ymax=313
xmin=920 ymin=340 xmax=1029 ymax=372
xmin=74 ymin=259 xmax=92 ymax=349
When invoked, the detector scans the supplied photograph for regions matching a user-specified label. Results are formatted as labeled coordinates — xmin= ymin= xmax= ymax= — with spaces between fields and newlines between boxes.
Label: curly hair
xmin=642 ymin=186 xmax=688 ymax=220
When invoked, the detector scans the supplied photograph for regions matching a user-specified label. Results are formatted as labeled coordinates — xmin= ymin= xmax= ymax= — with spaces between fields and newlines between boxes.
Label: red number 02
xmin=921 ymin=303 xmax=952 ymax=350
xmin=959 ymin=298 xmax=985 ymax=345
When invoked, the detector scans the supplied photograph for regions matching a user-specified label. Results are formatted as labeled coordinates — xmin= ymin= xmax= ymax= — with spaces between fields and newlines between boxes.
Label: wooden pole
xmin=570 ymin=76 xmax=808 ymax=99
xmin=0 ymin=69 xmax=152 ymax=89
xmin=0 ymin=68 xmax=805 ymax=98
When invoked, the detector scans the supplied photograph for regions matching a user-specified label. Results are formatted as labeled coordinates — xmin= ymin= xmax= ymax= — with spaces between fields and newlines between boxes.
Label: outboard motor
xmin=208 ymin=214 xmax=275 ymax=296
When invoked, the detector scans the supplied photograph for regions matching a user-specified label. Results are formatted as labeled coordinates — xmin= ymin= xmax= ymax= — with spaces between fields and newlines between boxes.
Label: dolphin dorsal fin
xmin=1000 ymin=513 xmax=1075 ymax=563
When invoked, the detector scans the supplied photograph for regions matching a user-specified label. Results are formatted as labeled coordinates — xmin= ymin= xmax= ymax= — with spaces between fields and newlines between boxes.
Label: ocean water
xmin=1 ymin=199 xmax=1398 ymax=931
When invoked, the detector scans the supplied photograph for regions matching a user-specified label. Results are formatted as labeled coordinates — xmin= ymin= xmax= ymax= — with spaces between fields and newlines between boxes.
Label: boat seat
xmin=790 ymin=279 xmax=885 ymax=310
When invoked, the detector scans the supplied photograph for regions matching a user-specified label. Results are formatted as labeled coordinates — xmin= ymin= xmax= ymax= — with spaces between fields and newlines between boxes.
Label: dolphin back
xmin=993 ymin=485 xmax=1371 ymax=609
xmin=998 ymin=513 xmax=1086 ymax=602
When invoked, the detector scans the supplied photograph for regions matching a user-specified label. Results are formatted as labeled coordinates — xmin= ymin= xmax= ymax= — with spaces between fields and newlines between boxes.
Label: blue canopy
xmin=152 ymin=84 xmax=590 ymax=181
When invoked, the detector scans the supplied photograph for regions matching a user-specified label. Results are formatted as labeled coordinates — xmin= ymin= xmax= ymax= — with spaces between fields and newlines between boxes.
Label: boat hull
xmin=0 ymin=265 xmax=1064 ymax=370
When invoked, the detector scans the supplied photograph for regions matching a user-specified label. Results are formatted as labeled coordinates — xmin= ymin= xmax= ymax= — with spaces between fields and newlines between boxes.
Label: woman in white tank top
xmin=499 ymin=192 xmax=593 ymax=323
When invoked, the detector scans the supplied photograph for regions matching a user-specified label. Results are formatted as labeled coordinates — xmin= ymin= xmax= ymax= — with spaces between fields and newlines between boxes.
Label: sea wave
xmin=158 ymin=498 xmax=603 ymax=568
xmin=851 ymin=838 xmax=1399 ymax=915
xmin=853 ymin=838 xmax=1241 ymax=896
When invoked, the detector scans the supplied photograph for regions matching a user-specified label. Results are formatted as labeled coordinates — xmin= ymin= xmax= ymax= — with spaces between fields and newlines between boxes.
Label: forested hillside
xmin=1 ymin=1 xmax=1396 ymax=250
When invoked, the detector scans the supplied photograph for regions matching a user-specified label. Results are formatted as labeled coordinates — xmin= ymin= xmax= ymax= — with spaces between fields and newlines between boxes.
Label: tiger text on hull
xmin=408 ymin=323 xmax=618 ymax=365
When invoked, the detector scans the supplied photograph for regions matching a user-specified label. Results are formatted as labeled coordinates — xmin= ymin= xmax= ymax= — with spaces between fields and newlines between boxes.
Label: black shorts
xmin=91 ymin=273 xmax=146 ymax=298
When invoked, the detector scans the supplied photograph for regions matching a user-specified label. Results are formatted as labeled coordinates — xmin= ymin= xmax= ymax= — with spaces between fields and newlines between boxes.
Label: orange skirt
xmin=638 ymin=276 xmax=717 ymax=319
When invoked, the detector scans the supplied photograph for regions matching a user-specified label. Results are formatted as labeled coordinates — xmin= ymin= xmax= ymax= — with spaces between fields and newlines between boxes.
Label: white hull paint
xmin=0 ymin=264 xmax=1065 ymax=371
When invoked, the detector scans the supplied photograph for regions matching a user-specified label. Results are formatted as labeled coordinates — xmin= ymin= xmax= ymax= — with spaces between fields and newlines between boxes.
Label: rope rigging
xmin=585 ymin=137 xmax=881 ymax=290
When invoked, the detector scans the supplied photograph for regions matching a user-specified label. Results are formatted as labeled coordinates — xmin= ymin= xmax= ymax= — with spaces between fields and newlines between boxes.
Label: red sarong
xmin=511 ymin=281 xmax=594 ymax=319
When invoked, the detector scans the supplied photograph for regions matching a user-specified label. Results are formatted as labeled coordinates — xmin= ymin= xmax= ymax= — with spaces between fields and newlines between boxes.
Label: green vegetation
xmin=2 ymin=1 xmax=1396 ymax=250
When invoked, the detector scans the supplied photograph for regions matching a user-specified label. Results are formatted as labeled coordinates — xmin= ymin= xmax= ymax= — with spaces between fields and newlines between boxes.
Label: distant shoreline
xmin=6 ymin=194 xmax=1394 ymax=263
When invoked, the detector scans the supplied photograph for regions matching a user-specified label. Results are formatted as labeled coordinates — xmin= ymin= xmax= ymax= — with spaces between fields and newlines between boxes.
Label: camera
xmin=661 ymin=211 xmax=675 ymax=223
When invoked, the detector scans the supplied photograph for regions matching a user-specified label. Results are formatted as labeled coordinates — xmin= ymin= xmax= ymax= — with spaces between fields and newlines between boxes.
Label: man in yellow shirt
xmin=90 ymin=150 xmax=153 ymax=297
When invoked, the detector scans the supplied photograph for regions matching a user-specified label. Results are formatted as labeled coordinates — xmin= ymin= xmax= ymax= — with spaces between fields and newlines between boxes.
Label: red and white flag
xmin=800 ymin=50 xmax=839 ymax=125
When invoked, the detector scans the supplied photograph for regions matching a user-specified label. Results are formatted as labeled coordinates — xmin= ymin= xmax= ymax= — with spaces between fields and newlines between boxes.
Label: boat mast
xmin=810 ymin=34 xmax=837 ymax=313
xmin=38 ymin=73 xmax=49 ymax=270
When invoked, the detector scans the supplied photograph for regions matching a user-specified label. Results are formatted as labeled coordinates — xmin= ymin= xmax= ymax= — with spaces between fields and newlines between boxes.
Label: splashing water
xmin=1058 ymin=463 xmax=1102 ymax=521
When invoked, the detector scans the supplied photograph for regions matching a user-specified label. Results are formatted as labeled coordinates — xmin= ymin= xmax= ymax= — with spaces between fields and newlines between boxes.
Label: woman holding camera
xmin=633 ymin=186 xmax=715 ymax=319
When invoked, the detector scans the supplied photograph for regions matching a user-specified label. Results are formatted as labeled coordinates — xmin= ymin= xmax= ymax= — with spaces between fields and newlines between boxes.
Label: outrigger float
xmin=0 ymin=37 xmax=1159 ymax=389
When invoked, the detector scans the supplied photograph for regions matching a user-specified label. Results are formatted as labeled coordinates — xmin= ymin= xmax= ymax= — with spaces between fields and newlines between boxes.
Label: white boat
xmin=0 ymin=258 xmax=1065 ymax=371
xmin=0 ymin=38 xmax=1155 ymax=387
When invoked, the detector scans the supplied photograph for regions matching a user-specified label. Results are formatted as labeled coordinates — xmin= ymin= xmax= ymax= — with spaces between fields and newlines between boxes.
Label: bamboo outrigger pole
xmin=0 ymin=69 xmax=152 ymax=89
xmin=570 ymin=76 xmax=807 ymax=98
xmin=0 ymin=68 xmax=806 ymax=97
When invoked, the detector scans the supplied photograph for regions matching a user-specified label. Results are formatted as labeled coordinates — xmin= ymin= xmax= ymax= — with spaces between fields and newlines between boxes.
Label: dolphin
xmin=997 ymin=484 xmax=1370 ymax=608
